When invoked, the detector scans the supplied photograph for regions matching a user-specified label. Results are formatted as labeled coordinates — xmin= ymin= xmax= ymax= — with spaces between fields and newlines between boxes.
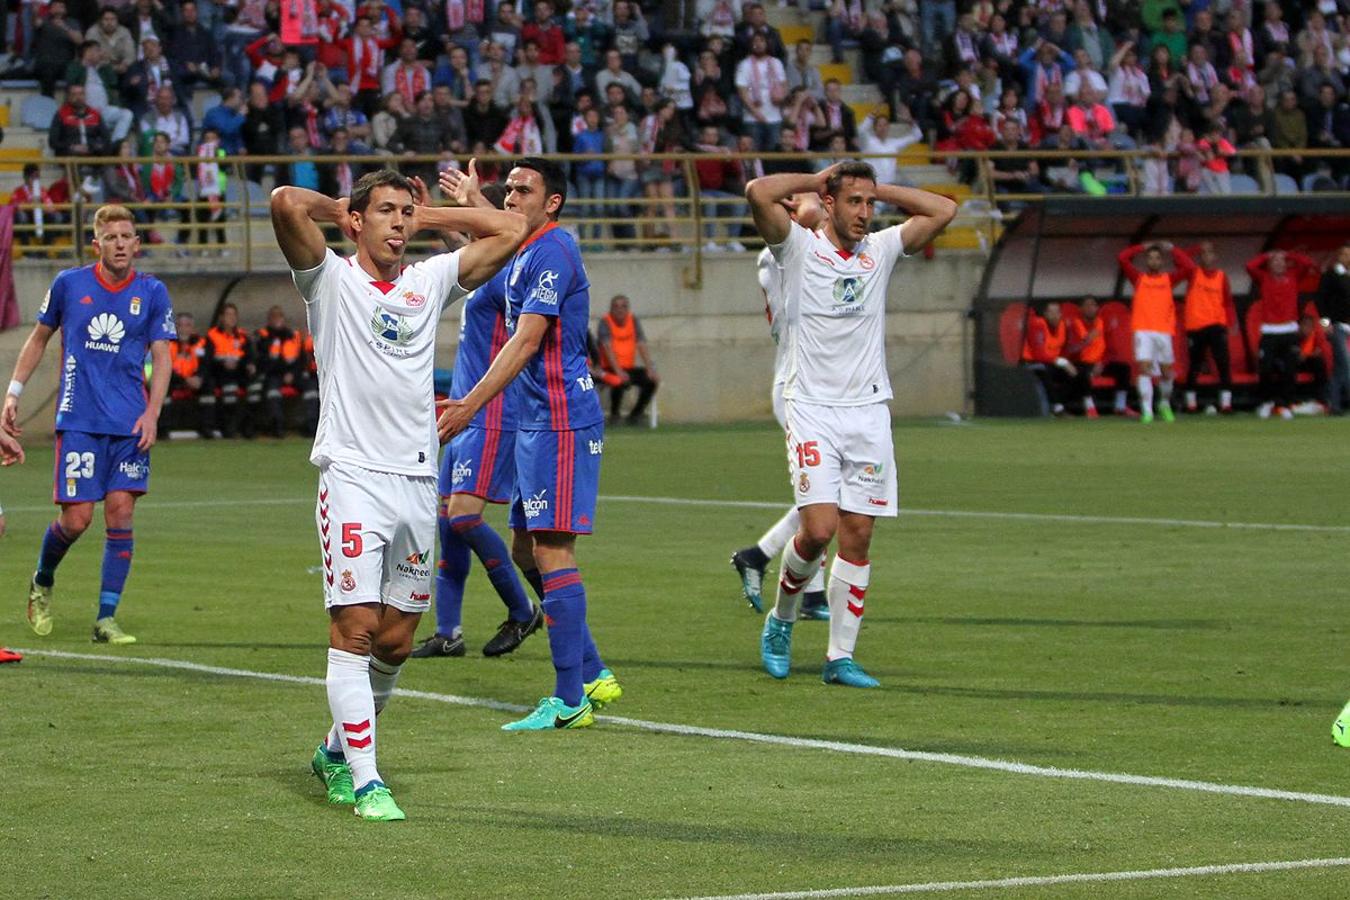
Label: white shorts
xmin=784 ymin=399 xmax=898 ymax=518
xmin=317 ymin=462 xmax=437 ymax=614
xmin=1133 ymin=330 xmax=1174 ymax=371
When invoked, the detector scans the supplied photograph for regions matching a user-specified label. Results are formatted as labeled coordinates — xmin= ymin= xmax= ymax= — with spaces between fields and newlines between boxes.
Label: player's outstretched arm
xmin=878 ymin=184 xmax=958 ymax=253
xmin=270 ymin=186 xmax=347 ymax=271
xmin=437 ymin=313 xmax=549 ymax=442
xmin=414 ymin=206 xmax=527 ymax=291
xmin=746 ymin=172 xmax=823 ymax=245
xmin=3 ymin=323 xmax=55 ymax=436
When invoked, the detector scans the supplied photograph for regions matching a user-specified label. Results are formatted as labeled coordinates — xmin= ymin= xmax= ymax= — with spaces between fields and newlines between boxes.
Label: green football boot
xmin=584 ymin=669 xmax=623 ymax=709
xmin=1158 ymin=399 xmax=1175 ymax=423
xmin=353 ymin=783 xmax=406 ymax=821
xmin=1333 ymin=701 xmax=1350 ymax=748
xmin=26 ymin=579 xmax=53 ymax=636
xmin=310 ymin=744 xmax=356 ymax=805
xmin=92 ymin=616 xmax=136 ymax=644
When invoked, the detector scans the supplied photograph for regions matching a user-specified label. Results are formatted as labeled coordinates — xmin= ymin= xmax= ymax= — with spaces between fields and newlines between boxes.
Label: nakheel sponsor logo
xmin=588 ymin=439 xmax=603 ymax=455
xmin=86 ymin=313 xmax=125 ymax=352
xmin=451 ymin=458 xmax=474 ymax=485
xmin=522 ymin=489 xmax=550 ymax=519
xmin=396 ymin=549 xmax=432 ymax=579
xmin=857 ymin=462 xmax=884 ymax=486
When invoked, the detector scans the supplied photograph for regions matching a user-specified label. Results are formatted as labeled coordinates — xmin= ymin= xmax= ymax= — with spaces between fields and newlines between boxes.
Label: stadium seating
xmin=18 ymin=93 xmax=54 ymax=131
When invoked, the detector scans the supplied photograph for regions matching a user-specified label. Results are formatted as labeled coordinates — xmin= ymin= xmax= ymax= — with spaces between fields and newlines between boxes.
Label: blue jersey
xmin=452 ymin=269 xmax=519 ymax=431
xmin=37 ymin=264 xmax=174 ymax=436
xmin=504 ymin=224 xmax=603 ymax=431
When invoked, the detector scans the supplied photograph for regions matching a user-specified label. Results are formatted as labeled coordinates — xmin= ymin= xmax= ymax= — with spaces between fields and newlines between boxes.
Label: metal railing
xmin=5 ymin=149 xmax=1347 ymax=287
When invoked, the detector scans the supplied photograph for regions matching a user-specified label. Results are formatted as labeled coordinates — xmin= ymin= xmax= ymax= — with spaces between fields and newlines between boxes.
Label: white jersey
xmin=772 ymin=220 xmax=905 ymax=406
xmin=292 ymin=248 xmax=468 ymax=477
xmin=757 ymin=247 xmax=791 ymax=387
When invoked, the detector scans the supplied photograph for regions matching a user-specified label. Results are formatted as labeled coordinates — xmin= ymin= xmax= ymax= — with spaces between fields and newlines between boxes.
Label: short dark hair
xmin=513 ymin=156 xmax=567 ymax=217
xmin=350 ymin=169 xmax=414 ymax=213
xmin=480 ymin=182 xmax=507 ymax=209
xmin=824 ymin=161 xmax=877 ymax=197
xmin=22 ymin=162 xmax=39 ymax=178
xmin=79 ymin=39 xmax=99 ymax=54
xmin=1146 ymin=243 xmax=1165 ymax=255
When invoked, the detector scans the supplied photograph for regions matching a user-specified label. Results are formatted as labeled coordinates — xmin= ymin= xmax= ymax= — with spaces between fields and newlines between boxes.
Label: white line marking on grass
xmin=18 ymin=649 xmax=1350 ymax=810
xmin=7 ymin=493 xmax=1348 ymax=534
xmin=666 ymin=856 xmax=1350 ymax=899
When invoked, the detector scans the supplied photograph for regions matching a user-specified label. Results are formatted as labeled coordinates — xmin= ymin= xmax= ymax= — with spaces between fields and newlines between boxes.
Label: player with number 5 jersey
xmin=4 ymin=204 xmax=174 ymax=646
xmin=745 ymin=161 xmax=956 ymax=689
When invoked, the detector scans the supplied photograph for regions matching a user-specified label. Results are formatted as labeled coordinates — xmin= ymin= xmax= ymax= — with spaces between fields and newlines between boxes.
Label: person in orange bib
xmin=1021 ymin=301 xmax=1089 ymax=415
xmin=597 ymin=294 xmax=661 ymax=426
xmin=1068 ymin=295 xmax=1126 ymax=418
xmin=204 ymin=302 xmax=254 ymax=438
xmin=1181 ymin=241 xmax=1235 ymax=413
xmin=1118 ymin=241 xmax=1195 ymax=423
xmin=165 ymin=311 xmax=215 ymax=438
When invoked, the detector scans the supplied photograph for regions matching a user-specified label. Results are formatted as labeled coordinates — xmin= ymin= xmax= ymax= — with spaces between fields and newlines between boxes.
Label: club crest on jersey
xmin=522 ymin=489 xmax=550 ymax=519
xmin=858 ymin=252 xmax=875 ymax=270
xmin=369 ymin=308 xmax=414 ymax=346
xmin=340 ymin=570 xmax=357 ymax=592
xmin=129 ymin=296 xmax=142 ymax=315
xmin=832 ymin=277 xmax=863 ymax=306
xmin=451 ymin=458 xmax=474 ymax=485
xmin=401 ymin=290 xmax=427 ymax=309
xmin=86 ymin=313 xmax=125 ymax=352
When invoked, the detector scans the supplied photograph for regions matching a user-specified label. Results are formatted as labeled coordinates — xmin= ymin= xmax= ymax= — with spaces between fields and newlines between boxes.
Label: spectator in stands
xmin=1194 ymin=123 xmax=1236 ymax=193
xmin=165 ymin=312 xmax=213 ymax=438
xmin=101 ymin=138 xmax=145 ymax=209
xmin=49 ymin=83 xmax=111 ymax=162
xmin=86 ymin=7 xmax=136 ymax=79
xmin=858 ymin=12 xmax=902 ymax=100
xmin=395 ymin=88 xmax=464 ymax=183
xmin=598 ymin=294 xmax=660 ymax=425
xmin=919 ymin=0 xmax=955 ymax=59
xmin=692 ymin=49 xmax=733 ymax=132
xmin=571 ymin=106 xmax=606 ymax=248
xmin=204 ymin=302 xmax=253 ymax=438
xmin=784 ymin=87 xmax=821 ymax=151
xmin=734 ymin=3 xmax=783 ymax=60
xmin=1297 ymin=313 xmax=1331 ymax=409
xmin=123 ymin=35 xmax=177 ymax=117
xmin=817 ymin=79 xmax=857 ymax=150
xmin=857 ymin=108 xmax=922 ymax=187
xmin=596 ymin=48 xmax=642 ymax=107
xmin=605 ymin=102 xmax=641 ymax=247
xmin=1106 ymin=43 xmax=1149 ymax=134
xmin=639 ymin=97 xmax=685 ymax=246
xmin=990 ymin=118 xmax=1043 ymax=197
xmin=935 ymin=89 xmax=995 ymax=181
xmin=486 ymin=2 xmax=522 ymax=62
xmin=1021 ymin=301 xmax=1087 ymax=415
xmin=139 ymin=85 xmax=190 ymax=155
xmin=1119 ymin=242 xmax=1194 ymax=422
xmin=760 ymin=123 xmax=804 ymax=175
xmin=122 ymin=0 xmax=169 ymax=48
xmin=241 ymin=80 xmax=283 ymax=180
xmin=611 ymin=1 xmax=649 ymax=73
xmin=1307 ymin=83 xmax=1349 ymax=171
xmin=32 ymin=0 xmax=84 ymax=96
xmin=566 ymin=6 xmax=610 ymax=71
xmin=1320 ymin=244 xmax=1350 ymax=415
xmin=254 ymin=305 xmax=314 ymax=438
xmin=1152 ymin=10 xmax=1187 ymax=70
xmin=1066 ymin=87 xmax=1126 ymax=152
xmin=736 ymin=33 xmax=787 ymax=150
xmin=693 ymin=125 xmax=746 ymax=252
xmin=319 ymin=128 xmax=368 ymax=198
xmin=347 ymin=15 xmax=398 ymax=117
xmin=480 ymin=41 xmax=521 ymax=109
xmin=1248 ymin=248 xmax=1320 ymax=419
xmin=1271 ymin=88 xmax=1310 ymax=177
xmin=981 ymin=12 xmax=1019 ymax=83
xmin=658 ymin=43 xmax=693 ymax=122
xmin=1181 ymin=241 xmax=1234 ymax=413
xmin=1020 ymin=40 xmax=1075 ymax=107
xmin=193 ymin=126 xmax=227 ymax=251
xmin=785 ymin=38 xmax=823 ymax=98
xmin=494 ymin=86 xmax=547 ymax=154
xmin=139 ymin=131 xmax=187 ymax=248
xmin=203 ymin=87 xmax=247 ymax=156
xmin=168 ymin=0 xmax=223 ymax=93
xmin=520 ymin=0 xmax=564 ymax=66
xmin=371 ymin=91 xmax=411 ymax=154
xmin=66 ymin=40 xmax=133 ymax=144
xmin=1064 ymin=48 xmax=1107 ymax=101
xmin=1031 ymin=80 xmax=1068 ymax=144
xmin=894 ymin=48 xmax=939 ymax=134
xmin=1256 ymin=0 xmax=1292 ymax=62
xmin=277 ymin=125 xmax=322 ymax=190
xmin=10 ymin=164 xmax=64 ymax=246
xmin=384 ymin=37 xmax=431 ymax=108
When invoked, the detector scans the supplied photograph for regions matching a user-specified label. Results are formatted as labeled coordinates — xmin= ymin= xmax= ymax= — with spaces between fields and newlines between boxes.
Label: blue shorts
xmin=439 ymin=426 xmax=516 ymax=504
xmin=508 ymin=424 xmax=603 ymax=534
xmin=53 ymin=431 xmax=149 ymax=504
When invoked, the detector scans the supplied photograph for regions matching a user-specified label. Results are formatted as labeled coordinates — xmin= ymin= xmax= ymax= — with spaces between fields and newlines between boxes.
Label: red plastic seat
xmin=999 ymin=302 xmax=1028 ymax=364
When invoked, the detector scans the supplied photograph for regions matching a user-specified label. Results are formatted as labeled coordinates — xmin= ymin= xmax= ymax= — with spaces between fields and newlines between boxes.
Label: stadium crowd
xmin=0 ymin=0 xmax=1344 ymax=250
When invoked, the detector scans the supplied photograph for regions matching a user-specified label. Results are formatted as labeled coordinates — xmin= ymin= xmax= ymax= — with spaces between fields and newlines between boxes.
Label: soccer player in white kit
xmin=730 ymin=194 xmax=831 ymax=619
xmin=270 ymin=170 xmax=527 ymax=821
xmin=745 ymin=162 xmax=955 ymax=688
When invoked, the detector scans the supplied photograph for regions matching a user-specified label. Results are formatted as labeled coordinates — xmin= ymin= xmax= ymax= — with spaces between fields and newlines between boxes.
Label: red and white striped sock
xmin=324 ymin=656 xmax=402 ymax=754
xmin=772 ymin=536 xmax=824 ymax=623
xmin=826 ymin=555 xmax=871 ymax=661
xmin=326 ymin=648 xmax=381 ymax=790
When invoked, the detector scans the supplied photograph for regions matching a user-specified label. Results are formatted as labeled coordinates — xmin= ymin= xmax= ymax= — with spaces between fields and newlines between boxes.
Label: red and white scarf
xmin=392 ymin=63 xmax=428 ymax=107
xmin=348 ymin=36 xmax=381 ymax=86
xmin=445 ymin=0 xmax=484 ymax=30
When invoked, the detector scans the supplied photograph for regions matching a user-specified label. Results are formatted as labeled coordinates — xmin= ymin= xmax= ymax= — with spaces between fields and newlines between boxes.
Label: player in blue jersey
xmin=438 ymin=157 xmax=621 ymax=731
xmin=411 ymin=170 xmax=544 ymax=660
xmin=3 ymin=204 xmax=174 ymax=645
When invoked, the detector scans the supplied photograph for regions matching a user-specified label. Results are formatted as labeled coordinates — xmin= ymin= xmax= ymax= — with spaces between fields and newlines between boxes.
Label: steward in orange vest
xmin=1021 ymin=301 xmax=1090 ymax=416
xmin=1181 ymin=241 xmax=1235 ymax=413
xmin=204 ymin=302 xmax=254 ymax=438
xmin=597 ymin=294 xmax=660 ymax=426
xmin=162 ymin=311 xmax=216 ymax=438
xmin=254 ymin=305 xmax=316 ymax=438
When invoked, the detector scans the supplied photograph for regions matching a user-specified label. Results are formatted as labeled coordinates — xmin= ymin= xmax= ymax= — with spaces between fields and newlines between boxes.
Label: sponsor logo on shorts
xmin=409 ymin=590 xmax=431 ymax=602
xmin=797 ymin=472 xmax=811 ymax=493
xmin=401 ymin=290 xmax=427 ymax=309
xmin=588 ymin=439 xmax=603 ymax=455
xmin=129 ymin=296 xmax=141 ymax=316
xmin=857 ymin=463 xmax=884 ymax=486
xmin=340 ymin=569 xmax=357 ymax=592
xmin=867 ymin=498 xmax=889 ymax=508
xmin=451 ymin=458 xmax=474 ymax=485
xmin=85 ymin=313 xmax=125 ymax=353
xmin=118 ymin=460 xmax=149 ymax=481
xmin=531 ymin=270 xmax=560 ymax=306
xmin=522 ymin=489 xmax=550 ymax=519
xmin=396 ymin=549 xmax=432 ymax=579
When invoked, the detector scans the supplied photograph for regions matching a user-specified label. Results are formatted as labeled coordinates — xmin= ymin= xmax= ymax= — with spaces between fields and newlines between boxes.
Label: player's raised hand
xmin=440 ymin=159 xmax=481 ymax=207
xmin=1 ymin=394 xmax=19 ymax=437
xmin=409 ymin=175 xmax=433 ymax=208
xmin=436 ymin=396 xmax=475 ymax=443
xmin=334 ymin=197 xmax=355 ymax=242
xmin=132 ymin=410 xmax=158 ymax=452
xmin=0 ymin=428 xmax=23 ymax=465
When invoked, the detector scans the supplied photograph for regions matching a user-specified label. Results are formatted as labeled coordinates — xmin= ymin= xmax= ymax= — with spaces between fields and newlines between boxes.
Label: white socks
xmin=370 ymin=655 xmax=402 ymax=714
xmin=773 ymin=536 xmax=824 ymax=623
xmin=806 ymin=555 xmax=826 ymax=594
xmin=757 ymin=508 xmax=800 ymax=559
xmin=1158 ymin=379 xmax=1174 ymax=405
xmin=1114 ymin=389 xmax=1127 ymax=412
xmin=1137 ymin=375 xmax=1154 ymax=411
xmin=1220 ymin=389 xmax=1232 ymax=409
xmin=326 ymin=647 xmax=381 ymax=791
xmin=826 ymin=555 xmax=870 ymax=661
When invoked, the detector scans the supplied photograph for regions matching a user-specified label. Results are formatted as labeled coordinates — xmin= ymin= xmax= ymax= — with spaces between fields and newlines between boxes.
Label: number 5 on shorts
xmin=341 ymin=523 xmax=363 ymax=557
xmin=795 ymin=441 xmax=820 ymax=468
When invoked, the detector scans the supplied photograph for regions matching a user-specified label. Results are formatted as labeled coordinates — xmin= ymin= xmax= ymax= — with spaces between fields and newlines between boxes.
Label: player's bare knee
xmin=59 ymin=504 xmax=94 ymax=536
xmin=372 ymin=640 xmax=411 ymax=666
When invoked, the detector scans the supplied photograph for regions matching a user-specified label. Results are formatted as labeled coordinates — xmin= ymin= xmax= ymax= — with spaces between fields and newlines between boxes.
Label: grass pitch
xmin=3 ymin=417 xmax=1350 ymax=899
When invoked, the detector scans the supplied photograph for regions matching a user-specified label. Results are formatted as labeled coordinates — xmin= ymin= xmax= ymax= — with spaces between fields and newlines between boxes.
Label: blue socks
xmin=449 ymin=514 xmax=534 ymax=622
xmin=435 ymin=510 xmax=472 ymax=637
xmin=35 ymin=521 xmax=75 ymax=588
xmin=541 ymin=568 xmax=587 ymax=707
xmin=98 ymin=528 xmax=133 ymax=619
xmin=581 ymin=625 xmax=604 ymax=683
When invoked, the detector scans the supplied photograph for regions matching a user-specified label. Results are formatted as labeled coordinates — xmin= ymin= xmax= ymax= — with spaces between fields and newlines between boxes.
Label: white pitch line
xmin=5 ymin=492 xmax=1348 ymax=534
xmin=667 ymin=856 xmax=1350 ymax=900
xmin=16 ymin=648 xmax=1350 ymax=810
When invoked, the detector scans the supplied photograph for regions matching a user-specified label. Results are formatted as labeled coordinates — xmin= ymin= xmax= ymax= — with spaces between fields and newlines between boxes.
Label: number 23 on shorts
xmin=795 ymin=441 xmax=821 ymax=468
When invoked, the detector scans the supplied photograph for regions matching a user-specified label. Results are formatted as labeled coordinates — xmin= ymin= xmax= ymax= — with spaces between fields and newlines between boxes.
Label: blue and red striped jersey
xmin=504 ymin=223 xmax=603 ymax=432
xmin=451 ymin=268 xmax=519 ymax=431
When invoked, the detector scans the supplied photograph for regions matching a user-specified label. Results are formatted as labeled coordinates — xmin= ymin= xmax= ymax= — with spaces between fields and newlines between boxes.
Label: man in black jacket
xmin=48 ymin=84 xmax=110 ymax=159
xmin=167 ymin=0 xmax=222 ymax=93
xmin=1321 ymin=243 xmax=1350 ymax=414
